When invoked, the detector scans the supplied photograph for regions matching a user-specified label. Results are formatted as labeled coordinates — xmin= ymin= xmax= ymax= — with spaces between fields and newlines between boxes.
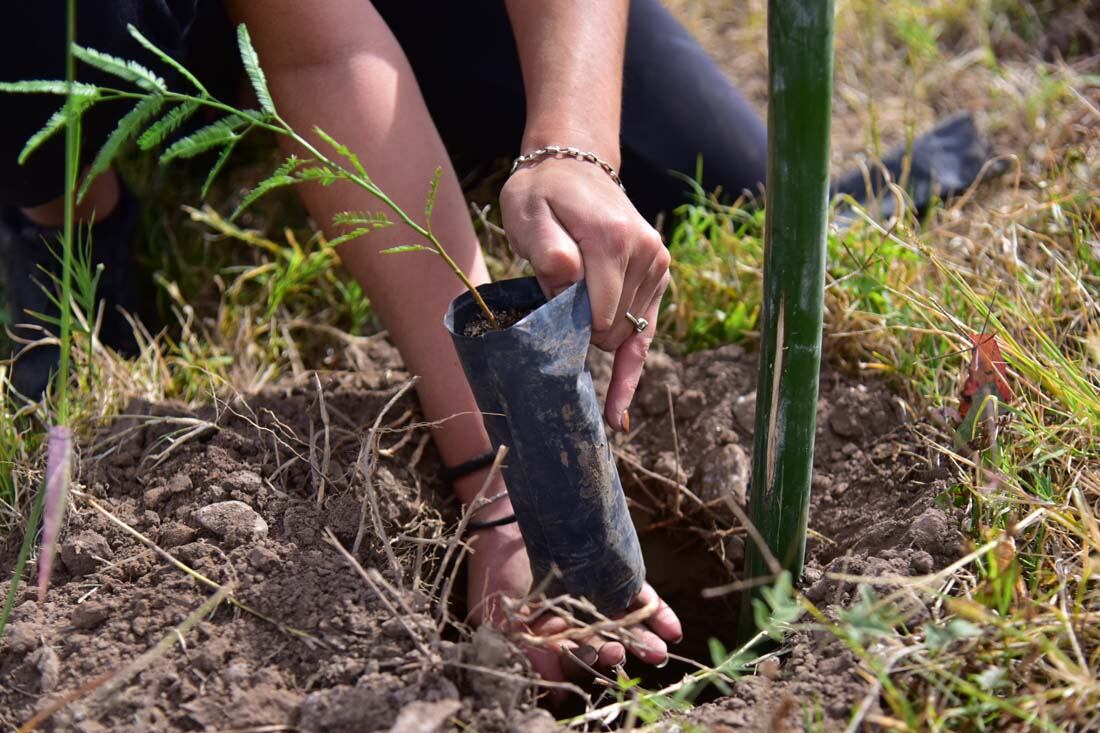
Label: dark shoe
xmin=1 ymin=186 xmax=147 ymax=400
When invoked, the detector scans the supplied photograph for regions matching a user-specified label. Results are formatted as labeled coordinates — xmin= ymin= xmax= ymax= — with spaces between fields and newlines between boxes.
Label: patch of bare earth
xmin=599 ymin=343 xmax=962 ymax=730
xmin=2 ymin=340 xmax=960 ymax=732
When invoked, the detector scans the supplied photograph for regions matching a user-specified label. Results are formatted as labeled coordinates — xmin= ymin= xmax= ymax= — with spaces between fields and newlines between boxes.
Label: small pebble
xmin=71 ymin=601 xmax=112 ymax=630
xmin=194 ymin=500 xmax=268 ymax=544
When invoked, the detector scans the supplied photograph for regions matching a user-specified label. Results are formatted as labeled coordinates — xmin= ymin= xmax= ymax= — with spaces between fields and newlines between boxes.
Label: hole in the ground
xmin=550 ymin=525 xmax=740 ymax=719
xmin=632 ymin=526 xmax=740 ymax=694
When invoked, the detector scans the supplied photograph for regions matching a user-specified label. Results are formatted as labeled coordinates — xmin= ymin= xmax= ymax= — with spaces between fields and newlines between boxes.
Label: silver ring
xmin=625 ymin=312 xmax=649 ymax=333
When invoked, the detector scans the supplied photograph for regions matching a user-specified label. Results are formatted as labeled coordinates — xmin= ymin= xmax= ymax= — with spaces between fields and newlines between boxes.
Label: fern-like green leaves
xmin=71 ymin=45 xmax=166 ymax=92
xmin=380 ymin=244 xmax=434 ymax=255
xmin=231 ymin=174 xmax=299 ymax=221
xmin=160 ymin=114 xmax=253 ymax=163
xmin=126 ymin=24 xmax=208 ymax=95
xmin=295 ymin=166 xmax=339 ymax=186
xmin=425 ymin=167 xmax=442 ymax=229
xmin=332 ymin=211 xmax=392 ymax=230
xmin=79 ymin=95 xmax=164 ymax=201
xmin=200 ymin=139 xmax=239 ymax=199
xmin=137 ymin=101 xmax=200 ymax=150
xmin=237 ymin=24 xmax=275 ymax=115
xmin=327 ymin=228 xmax=374 ymax=248
xmin=230 ymin=162 xmax=341 ymax=220
xmin=18 ymin=94 xmax=97 ymax=165
xmin=314 ymin=127 xmax=369 ymax=181
xmin=0 ymin=80 xmax=99 ymax=96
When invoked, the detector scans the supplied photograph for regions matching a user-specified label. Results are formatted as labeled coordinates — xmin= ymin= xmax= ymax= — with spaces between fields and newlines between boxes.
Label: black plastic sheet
xmin=445 ymin=277 xmax=645 ymax=615
xmin=833 ymin=112 xmax=999 ymax=224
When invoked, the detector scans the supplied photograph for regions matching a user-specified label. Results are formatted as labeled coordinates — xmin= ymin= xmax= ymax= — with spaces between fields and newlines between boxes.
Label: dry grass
xmin=664 ymin=0 xmax=1099 ymax=728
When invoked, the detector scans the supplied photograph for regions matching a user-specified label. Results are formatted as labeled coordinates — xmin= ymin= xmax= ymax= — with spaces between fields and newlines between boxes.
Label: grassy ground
xmin=665 ymin=0 xmax=1100 ymax=729
xmin=2 ymin=0 xmax=1098 ymax=729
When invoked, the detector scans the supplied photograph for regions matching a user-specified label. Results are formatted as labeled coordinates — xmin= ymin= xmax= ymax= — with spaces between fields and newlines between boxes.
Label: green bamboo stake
xmin=738 ymin=0 xmax=835 ymax=641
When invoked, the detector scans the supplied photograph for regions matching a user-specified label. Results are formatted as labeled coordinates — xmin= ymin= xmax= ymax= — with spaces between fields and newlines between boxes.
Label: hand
xmin=500 ymin=158 xmax=671 ymax=431
xmin=466 ymin=498 xmax=682 ymax=701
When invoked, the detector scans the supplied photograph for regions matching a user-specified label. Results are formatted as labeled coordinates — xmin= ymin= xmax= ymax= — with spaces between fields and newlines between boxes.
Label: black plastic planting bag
xmin=445 ymin=277 xmax=645 ymax=615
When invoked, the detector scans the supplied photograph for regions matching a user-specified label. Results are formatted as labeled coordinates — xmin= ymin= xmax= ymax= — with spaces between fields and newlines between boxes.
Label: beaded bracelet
xmin=510 ymin=145 xmax=626 ymax=193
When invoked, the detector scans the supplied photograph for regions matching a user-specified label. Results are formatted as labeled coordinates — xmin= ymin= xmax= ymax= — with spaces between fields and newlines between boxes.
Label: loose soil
xmin=0 ymin=340 xmax=961 ymax=732
xmin=461 ymin=307 xmax=531 ymax=338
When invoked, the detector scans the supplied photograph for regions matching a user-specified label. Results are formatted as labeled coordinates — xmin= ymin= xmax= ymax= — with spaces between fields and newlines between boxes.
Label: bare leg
xmin=19 ymin=168 xmax=120 ymax=228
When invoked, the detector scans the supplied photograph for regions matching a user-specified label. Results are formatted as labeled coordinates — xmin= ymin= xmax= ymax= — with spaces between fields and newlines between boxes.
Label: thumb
xmin=507 ymin=211 xmax=584 ymax=299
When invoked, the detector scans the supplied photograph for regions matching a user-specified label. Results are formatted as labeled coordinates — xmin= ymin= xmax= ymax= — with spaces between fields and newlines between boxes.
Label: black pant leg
xmin=0 ymin=1 xmax=201 ymax=208
xmin=372 ymin=0 xmax=527 ymax=173
xmin=377 ymin=0 xmax=767 ymax=222
xmin=621 ymin=0 xmax=768 ymax=219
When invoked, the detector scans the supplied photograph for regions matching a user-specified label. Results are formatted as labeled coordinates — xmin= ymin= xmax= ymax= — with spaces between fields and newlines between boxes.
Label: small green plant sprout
xmin=751 ymin=570 xmax=805 ymax=642
xmin=0 ymin=22 xmax=498 ymax=329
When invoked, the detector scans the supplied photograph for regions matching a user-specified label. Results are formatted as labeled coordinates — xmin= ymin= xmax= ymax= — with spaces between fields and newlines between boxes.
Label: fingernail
xmin=621 ymin=410 xmax=631 ymax=432
xmin=671 ymin=633 xmax=684 ymax=645
xmin=574 ymin=644 xmax=598 ymax=667
xmin=655 ymin=656 xmax=669 ymax=669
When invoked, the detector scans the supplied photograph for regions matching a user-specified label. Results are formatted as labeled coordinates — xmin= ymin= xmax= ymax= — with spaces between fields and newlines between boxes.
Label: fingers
xmin=624 ymin=625 xmax=669 ymax=667
xmin=517 ymin=584 xmax=681 ymax=700
xmin=619 ymin=583 xmax=682 ymax=667
xmin=590 ymin=231 xmax=670 ymax=352
xmin=560 ymin=644 xmax=599 ymax=683
xmin=582 ymin=216 xmax=634 ymax=340
xmin=502 ymin=200 xmax=584 ymax=299
xmin=604 ymin=295 xmax=661 ymax=429
xmin=596 ymin=639 xmax=627 ymax=668
xmin=633 ymin=582 xmax=683 ymax=644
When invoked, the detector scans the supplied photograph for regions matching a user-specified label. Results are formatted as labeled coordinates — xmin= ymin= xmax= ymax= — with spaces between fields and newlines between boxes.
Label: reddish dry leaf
xmin=958 ymin=333 xmax=1012 ymax=420
xmin=37 ymin=425 xmax=73 ymax=603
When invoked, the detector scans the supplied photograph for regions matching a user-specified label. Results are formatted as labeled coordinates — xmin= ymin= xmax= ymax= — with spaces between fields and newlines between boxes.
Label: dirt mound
xmin=0 ymin=342 xmax=960 ymax=732
xmin=611 ymin=344 xmax=961 ymax=729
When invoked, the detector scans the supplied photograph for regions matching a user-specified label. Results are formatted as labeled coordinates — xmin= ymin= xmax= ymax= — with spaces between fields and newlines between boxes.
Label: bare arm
xmin=501 ymin=1 xmax=671 ymax=432
xmin=223 ymin=0 xmax=500 ymax=498
xmin=506 ymin=1 xmax=626 ymax=164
